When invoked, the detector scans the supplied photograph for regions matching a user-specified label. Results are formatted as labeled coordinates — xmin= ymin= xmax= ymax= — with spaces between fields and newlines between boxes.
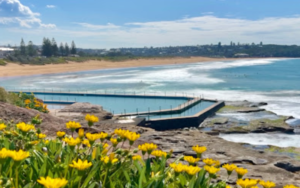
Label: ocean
xmin=1 ymin=58 xmax=300 ymax=119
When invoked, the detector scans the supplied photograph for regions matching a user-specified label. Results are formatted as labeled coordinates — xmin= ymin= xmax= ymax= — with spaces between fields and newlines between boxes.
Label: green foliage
xmin=4 ymin=55 xmax=140 ymax=65
xmin=107 ymin=44 xmax=300 ymax=58
xmin=27 ymin=41 xmax=37 ymax=56
xmin=71 ymin=41 xmax=77 ymax=55
xmin=217 ymin=105 xmax=243 ymax=113
xmin=20 ymin=38 xmax=26 ymax=56
xmin=0 ymin=59 xmax=7 ymax=66
xmin=0 ymin=87 xmax=22 ymax=104
xmin=15 ymin=92 xmax=49 ymax=113
xmin=0 ymin=120 xmax=228 ymax=188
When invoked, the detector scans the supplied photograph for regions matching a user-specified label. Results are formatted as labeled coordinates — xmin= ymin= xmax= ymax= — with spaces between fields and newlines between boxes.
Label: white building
xmin=0 ymin=47 xmax=14 ymax=59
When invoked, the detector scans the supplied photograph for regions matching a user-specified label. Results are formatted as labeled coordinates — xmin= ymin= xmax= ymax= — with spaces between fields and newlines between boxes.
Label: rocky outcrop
xmin=0 ymin=102 xmax=67 ymax=136
xmin=134 ymin=130 xmax=300 ymax=185
xmin=199 ymin=101 xmax=295 ymax=134
xmin=225 ymin=101 xmax=267 ymax=108
xmin=236 ymin=108 xmax=265 ymax=113
xmin=59 ymin=102 xmax=113 ymax=120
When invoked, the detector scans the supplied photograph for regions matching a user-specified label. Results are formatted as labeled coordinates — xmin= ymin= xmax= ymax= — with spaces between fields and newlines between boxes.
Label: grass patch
xmin=0 ymin=59 xmax=7 ymax=66
xmin=217 ymin=105 xmax=243 ymax=113
xmin=248 ymin=117 xmax=288 ymax=129
xmin=265 ymin=146 xmax=300 ymax=160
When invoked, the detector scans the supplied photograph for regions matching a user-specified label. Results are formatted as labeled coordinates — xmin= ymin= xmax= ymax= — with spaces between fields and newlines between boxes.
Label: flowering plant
xmin=0 ymin=116 xmax=297 ymax=188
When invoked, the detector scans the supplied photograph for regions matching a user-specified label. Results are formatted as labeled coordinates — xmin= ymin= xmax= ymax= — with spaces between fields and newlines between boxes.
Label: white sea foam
xmin=73 ymin=67 xmax=225 ymax=85
xmin=191 ymin=58 xmax=280 ymax=70
xmin=219 ymin=133 xmax=300 ymax=148
xmin=3 ymin=58 xmax=300 ymax=119
xmin=170 ymin=89 xmax=300 ymax=119
xmin=216 ymin=112 xmax=280 ymax=121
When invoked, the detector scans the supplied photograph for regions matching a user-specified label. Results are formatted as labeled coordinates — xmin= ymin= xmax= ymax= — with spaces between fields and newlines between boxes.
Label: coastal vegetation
xmin=15 ymin=92 xmax=49 ymax=113
xmin=16 ymin=38 xmax=77 ymax=58
xmin=0 ymin=88 xmax=48 ymax=113
xmin=116 ymin=43 xmax=300 ymax=58
xmin=0 ymin=59 xmax=6 ymax=66
xmin=5 ymin=55 xmax=139 ymax=65
xmin=0 ymin=88 xmax=21 ymax=105
xmin=2 ymin=38 xmax=300 ymax=65
xmin=0 ymin=114 xmax=298 ymax=188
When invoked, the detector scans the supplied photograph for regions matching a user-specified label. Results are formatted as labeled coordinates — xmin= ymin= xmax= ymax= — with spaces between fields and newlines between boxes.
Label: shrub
xmin=0 ymin=59 xmax=7 ymax=66
xmin=15 ymin=92 xmax=49 ymax=113
xmin=0 ymin=87 xmax=21 ymax=104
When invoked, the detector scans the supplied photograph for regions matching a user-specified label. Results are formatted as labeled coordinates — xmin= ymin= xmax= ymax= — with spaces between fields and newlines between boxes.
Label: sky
xmin=1 ymin=0 xmax=300 ymax=49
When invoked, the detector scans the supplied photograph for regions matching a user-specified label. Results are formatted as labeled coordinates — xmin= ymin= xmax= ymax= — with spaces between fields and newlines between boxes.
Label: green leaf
xmin=87 ymin=182 xmax=98 ymax=188
xmin=145 ymin=158 xmax=151 ymax=180
xmin=81 ymin=162 xmax=99 ymax=187
xmin=138 ymin=166 xmax=146 ymax=188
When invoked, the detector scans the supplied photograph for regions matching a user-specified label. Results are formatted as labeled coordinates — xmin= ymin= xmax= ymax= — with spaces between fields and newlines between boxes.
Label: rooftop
xmin=0 ymin=47 xmax=14 ymax=51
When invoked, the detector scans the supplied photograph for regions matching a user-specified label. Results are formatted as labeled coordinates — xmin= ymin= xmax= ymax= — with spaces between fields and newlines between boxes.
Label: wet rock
xmin=249 ymin=102 xmax=268 ymax=107
xmin=237 ymin=108 xmax=265 ymax=113
xmin=274 ymin=161 xmax=300 ymax=172
xmin=225 ymin=101 xmax=267 ymax=108
xmin=212 ymin=117 xmax=229 ymax=125
xmin=204 ymin=131 xmax=220 ymax=136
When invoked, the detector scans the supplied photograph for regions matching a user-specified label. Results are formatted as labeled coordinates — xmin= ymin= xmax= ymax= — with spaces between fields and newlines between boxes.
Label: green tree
xmin=65 ymin=43 xmax=70 ymax=56
xmin=20 ymin=38 xmax=26 ymax=56
xmin=51 ymin=38 xmax=58 ymax=56
xmin=71 ymin=41 xmax=77 ymax=54
xmin=59 ymin=43 xmax=65 ymax=56
xmin=42 ymin=38 xmax=52 ymax=57
xmin=27 ymin=41 xmax=36 ymax=56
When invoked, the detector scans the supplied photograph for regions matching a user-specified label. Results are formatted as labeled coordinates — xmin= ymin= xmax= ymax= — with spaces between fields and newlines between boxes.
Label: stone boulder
xmin=59 ymin=102 xmax=113 ymax=120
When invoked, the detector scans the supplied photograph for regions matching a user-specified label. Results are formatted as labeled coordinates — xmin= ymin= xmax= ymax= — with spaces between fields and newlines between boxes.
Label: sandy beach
xmin=0 ymin=57 xmax=236 ymax=77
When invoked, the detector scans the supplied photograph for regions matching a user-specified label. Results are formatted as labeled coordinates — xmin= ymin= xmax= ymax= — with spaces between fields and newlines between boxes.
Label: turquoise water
xmin=1 ymin=58 xmax=300 ymax=118
xmin=33 ymin=93 xmax=188 ymax=114
xmin=138 ymin=100 xmax=215 ymax=120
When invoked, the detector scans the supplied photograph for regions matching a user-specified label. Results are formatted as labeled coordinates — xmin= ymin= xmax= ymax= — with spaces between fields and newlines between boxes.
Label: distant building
xmin=0 ymin=47 xmax=14 ymax=59
xmin=68 ymin=54 xmax=80 ymax=57
xmin=234 ymin=53 xmax=249 ymax=58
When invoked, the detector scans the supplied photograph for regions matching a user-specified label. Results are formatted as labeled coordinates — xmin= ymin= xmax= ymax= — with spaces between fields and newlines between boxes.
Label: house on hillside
xmin=0 ymin=47 xmax=14 ymax=59
xmin=234 ymin=53 xmax=249 ymax=58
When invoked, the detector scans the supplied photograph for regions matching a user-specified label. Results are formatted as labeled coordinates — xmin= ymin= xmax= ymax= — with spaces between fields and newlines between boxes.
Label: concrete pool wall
xmin=9 ymin=90 xmax=224 ymax=130
xmin=144 ymin=100 xmax=225 ymax=130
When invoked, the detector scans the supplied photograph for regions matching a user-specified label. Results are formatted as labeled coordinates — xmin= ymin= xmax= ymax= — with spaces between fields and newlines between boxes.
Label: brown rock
xmin=0 ymin=102 xmax=67 ymax=136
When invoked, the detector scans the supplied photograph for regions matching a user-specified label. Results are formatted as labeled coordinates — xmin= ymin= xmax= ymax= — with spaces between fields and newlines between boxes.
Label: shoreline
xmin=1 ymin=56 xmax=246 ymax=77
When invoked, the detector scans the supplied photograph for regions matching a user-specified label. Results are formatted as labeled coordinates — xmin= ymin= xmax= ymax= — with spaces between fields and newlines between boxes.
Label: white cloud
xmin=75 ymin=22 xmax=120 ymax=30
xmin=6 ymin=15 xmax=300 ymax=48
xmin=46 ymin=5 xmax=55 ymax=8
xmin=0 ymin=0 xmax=55 ymax=28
